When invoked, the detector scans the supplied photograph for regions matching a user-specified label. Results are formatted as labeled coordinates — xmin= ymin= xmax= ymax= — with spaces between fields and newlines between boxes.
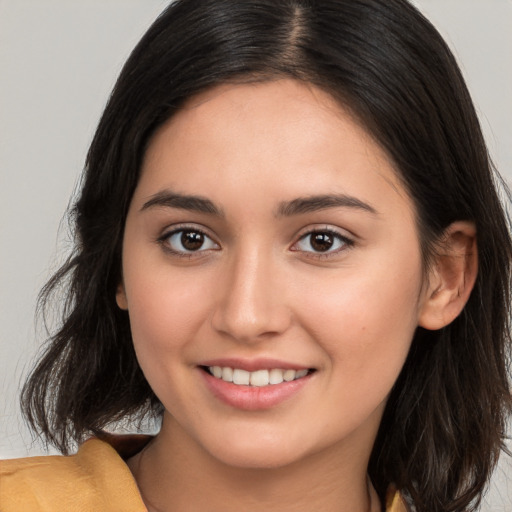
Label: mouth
xmin=199 ymin=361 xmax=315 ymax=410
xmin=201 ymin=366 xmax=314 ymax=387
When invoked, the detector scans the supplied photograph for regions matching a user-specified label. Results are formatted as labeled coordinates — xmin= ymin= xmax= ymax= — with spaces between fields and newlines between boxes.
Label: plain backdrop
xmin=1 ymin=0 xmax=511 ymax=509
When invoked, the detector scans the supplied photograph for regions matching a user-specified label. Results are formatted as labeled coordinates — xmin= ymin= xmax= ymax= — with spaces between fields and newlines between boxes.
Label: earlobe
xmin=418 ymin=221 xmax=478 ymax=331
xmin=116 ymin=282 xmax=129 ymax=310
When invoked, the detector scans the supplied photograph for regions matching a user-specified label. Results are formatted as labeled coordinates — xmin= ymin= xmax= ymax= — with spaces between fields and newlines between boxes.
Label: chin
xmin=211 ymin=446 xmax=303 ymax=470
xmin=200 ymin=429 xmax=319 ymax=470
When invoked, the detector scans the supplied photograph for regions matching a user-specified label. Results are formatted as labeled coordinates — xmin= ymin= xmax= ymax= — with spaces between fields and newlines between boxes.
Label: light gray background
xmin=1 ymin=0 xmax=511 ymax=509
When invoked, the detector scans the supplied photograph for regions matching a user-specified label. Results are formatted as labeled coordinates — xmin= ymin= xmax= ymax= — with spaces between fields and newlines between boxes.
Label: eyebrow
xmin=140 ymin=190 xmax=377 ymax=218
xmin=140 ymin=190 xmax=224 ymax=216
xmin=277 ymin=194 xmax=377 ymax=216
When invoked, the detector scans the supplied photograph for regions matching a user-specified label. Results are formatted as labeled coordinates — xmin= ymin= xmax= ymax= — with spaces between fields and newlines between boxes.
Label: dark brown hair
xmin=22 ymin=1 xmax=512 ymax=510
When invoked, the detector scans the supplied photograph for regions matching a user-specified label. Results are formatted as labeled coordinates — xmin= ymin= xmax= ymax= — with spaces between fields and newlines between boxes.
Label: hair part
xmin=22 ymin=1 xmax=512 ymax=511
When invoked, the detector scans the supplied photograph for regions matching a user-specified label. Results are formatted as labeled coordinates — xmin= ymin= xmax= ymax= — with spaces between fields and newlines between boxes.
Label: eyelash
xmin=157 ymin=225 xmax=220 ymax=258
xmin=157 ymin=225 xmax=354 ymax=259
xmin=291 ymin=228 xmax=354 ymax=258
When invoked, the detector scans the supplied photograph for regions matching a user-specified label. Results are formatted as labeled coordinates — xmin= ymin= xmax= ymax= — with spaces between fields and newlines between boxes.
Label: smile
xmin=206 ymin=366 xmax=311 ymax=386
xmin=200 ymin=364 xmax=314 ymax=410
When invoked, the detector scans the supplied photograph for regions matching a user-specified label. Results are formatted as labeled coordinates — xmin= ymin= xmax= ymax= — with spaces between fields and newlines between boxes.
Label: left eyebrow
xmin=277 ymin=194 xmax=378 ymax=217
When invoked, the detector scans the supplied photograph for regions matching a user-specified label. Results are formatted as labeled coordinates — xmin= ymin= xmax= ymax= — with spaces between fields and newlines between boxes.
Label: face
xmin=118 ymin=79 xmax=430 ymax=470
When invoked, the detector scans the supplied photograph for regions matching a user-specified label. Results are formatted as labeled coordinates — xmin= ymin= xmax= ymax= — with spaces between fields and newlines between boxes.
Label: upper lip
xmin=199 ymin=358 xmax=312 ymax=372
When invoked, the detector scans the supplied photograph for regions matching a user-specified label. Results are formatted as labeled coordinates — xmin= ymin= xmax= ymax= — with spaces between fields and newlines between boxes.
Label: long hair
xmin=22 ymin=1 xmax=512 ymax=510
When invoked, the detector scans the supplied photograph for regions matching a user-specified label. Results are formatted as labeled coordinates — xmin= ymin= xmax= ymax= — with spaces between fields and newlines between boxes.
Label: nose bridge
xmin=212 ymin=243 xmax=290 ymax=342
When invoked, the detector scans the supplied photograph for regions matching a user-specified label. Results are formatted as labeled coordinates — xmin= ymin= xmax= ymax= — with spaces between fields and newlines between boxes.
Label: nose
xmin=211 ymin=247 xmax=292 ymax=343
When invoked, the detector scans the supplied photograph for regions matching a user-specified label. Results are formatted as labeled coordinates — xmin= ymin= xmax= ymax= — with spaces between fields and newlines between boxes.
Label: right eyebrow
xmin=140 ymin=189 xmax=224 ymax=216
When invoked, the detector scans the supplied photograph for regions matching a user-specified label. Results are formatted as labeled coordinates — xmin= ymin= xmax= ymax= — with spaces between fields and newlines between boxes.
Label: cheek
xmin=295 ymin=269 xmax=422 ymax=432
xmin=124 ymin=264 xmax=215 ymax=362
xmin=296 ymin=253 xmax=423 ymax=383
xmin=123 ymin=268 xmax=217 ymax=412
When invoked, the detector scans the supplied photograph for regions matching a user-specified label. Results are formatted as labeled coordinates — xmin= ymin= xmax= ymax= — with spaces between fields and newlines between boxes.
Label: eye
xmin=161 ymin=228 xmax=219 ymax=254
xmin=292 ymin=229 xmax=353 ymax=255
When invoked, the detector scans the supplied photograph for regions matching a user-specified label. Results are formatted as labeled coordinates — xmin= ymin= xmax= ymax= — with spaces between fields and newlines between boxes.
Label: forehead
xmin=137 ymin=79 xmax=413 ymax=220
xmin=154 ymin=80 xmax=380 ymax=157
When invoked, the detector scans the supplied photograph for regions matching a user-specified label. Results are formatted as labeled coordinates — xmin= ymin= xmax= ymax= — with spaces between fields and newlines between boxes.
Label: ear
xmin=116 ymin=281 xmax=129 ymax=310
xmin=418 ymin=221 xmax=477 ymax=331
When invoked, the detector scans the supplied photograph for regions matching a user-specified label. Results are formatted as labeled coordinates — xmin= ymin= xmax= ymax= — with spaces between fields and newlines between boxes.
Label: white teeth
xmin=250 ymin=369 xmax=269 ymax=387
xmin=283 ymin=369 xmax=296 ymax=382
xmin=208 ymin=366 xmax=309 ymax=386
xmin=269 ymin=368 xmax=284 ymax=384
xmin=233 ymin=369 xmax=250 ymax=385
xmin=221 ymin=366 xmax=233 ymax=382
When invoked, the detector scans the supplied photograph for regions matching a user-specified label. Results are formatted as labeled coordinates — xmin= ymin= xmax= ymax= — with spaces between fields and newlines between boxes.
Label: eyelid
xmin=157 ymin=223 xmax=220 ymax=256
xmin=290 ymin=225 xmax=355 ymax=257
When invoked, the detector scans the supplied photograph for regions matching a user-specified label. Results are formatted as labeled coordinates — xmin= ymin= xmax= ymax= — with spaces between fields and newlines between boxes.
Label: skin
xmin=117 ymin=79 xmax=477 ymax=512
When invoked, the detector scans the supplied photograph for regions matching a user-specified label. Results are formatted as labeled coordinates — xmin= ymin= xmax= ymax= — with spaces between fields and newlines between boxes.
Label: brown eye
xmin=293 ymin=229 xmax=352 ymax=255
xmin=164 ymin=228 xmax=219 ymax=254
xmin=181 ymin=230 xmax=205 ymax=251
xmin=310 ymin=232 xmax=335 ymax=252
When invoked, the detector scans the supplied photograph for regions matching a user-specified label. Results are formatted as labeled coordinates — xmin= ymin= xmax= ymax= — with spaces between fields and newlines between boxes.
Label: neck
xmin=129 ymin=419 xmax=381 ymax=512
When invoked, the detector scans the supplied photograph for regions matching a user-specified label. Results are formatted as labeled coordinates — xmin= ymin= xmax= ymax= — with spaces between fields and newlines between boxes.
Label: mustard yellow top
xmin=0 ymin=437 xmax=409 ymax=511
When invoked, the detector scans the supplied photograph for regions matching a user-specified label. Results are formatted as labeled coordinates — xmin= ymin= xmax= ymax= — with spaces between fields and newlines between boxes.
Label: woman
xmin=1 ymin=1 xmax=510 ymax=511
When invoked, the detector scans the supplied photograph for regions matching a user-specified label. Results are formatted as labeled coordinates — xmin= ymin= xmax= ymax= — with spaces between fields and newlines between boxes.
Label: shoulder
xmin=385 ymin=485 xmax=416 ymax=512
xmin=0 ymin=437 xmax=147 ymax=512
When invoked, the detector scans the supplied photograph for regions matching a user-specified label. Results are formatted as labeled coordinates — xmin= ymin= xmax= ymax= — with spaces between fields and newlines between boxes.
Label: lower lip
xmin=200 ymin=369 xmax=312 ymax=410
